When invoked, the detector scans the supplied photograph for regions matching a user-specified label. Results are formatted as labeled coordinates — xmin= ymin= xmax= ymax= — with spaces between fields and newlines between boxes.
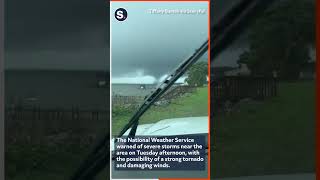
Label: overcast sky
xmin=5 ymin=0 xmax=109 ymax=70
xmin=4 ymin=0 xmax=248 ymax=72
xmin=111 ymin=2 xmax=208 ymax=84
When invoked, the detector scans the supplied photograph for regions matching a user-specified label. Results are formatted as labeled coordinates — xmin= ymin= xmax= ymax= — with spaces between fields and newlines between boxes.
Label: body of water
xmin=112 ymin=84 xmax=156 ymax=97
xmin=5 ymin=70 xmax=109 ymax=110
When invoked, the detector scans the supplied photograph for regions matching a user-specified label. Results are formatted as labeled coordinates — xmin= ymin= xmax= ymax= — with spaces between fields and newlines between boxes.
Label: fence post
xmin=275 ymin=78 xmax=278 ymax=96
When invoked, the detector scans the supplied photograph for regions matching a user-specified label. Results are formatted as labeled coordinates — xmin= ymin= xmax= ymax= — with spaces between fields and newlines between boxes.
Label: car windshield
xmin=111 ymin=2 xmax=209 ymax=138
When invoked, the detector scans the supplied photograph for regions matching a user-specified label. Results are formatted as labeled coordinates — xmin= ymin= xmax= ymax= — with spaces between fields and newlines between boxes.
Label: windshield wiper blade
xmin=70 ymin=133 xmax=109 ymax=180
xmin=117 ymin=39 xmax=209 ymax=138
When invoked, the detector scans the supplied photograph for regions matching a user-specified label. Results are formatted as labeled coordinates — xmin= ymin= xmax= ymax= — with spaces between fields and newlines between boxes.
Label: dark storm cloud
xmin=4 ymin=0 xmax=267 ymax=70
xmin=111 ymin=2 xmax=208 ymax=80
xmin=5 ymin=0 xmax=109 ymax=70
xmin=110 ymin=1 xmax=252 ymax=79
xmin=6 ymin=0 xmax=109 ymax=50
xmin=111 ymin=35 xmax=208 ymax=78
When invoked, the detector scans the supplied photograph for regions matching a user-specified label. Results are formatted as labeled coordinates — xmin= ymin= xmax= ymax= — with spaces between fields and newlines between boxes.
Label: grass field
xmin=6 ymin=137 xmax=111 ymax=180
xmin=6 ymin=143 xmax=87 ymax=180
xmin=6 ymin=87 xmax=208 ymax=180
xmin=112 ymin=86 xmax=209 ymax=136
xmin=212 ymin=81 xmax=316 ymax=178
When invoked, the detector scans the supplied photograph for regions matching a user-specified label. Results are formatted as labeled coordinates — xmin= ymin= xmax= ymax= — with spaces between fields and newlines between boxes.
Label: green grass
xmin=6 ymin=87 xmax=208 ymax=180
xmin=212 ymin=81 xmax=316 ymax=178
xmin=6 ymin=143 xmax=87 ymax=180
xmin=6 ymin=141 xmax=110 ymax=180
xmin=112 ymin=87 xmax=208 ymax=136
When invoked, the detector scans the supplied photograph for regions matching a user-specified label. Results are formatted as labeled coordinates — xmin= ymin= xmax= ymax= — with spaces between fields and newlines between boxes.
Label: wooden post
xmin=275 ymin=78 xmax=278 ymax=96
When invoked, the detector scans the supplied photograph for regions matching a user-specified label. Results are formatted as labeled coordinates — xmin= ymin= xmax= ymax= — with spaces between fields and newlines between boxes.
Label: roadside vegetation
xmin=212 ymin=81 xmax=315 ymax=178
xmin=112 ymin=86 xmax=208 ymax=136
xmin=212 ymin=0 xmax=315 ymax=177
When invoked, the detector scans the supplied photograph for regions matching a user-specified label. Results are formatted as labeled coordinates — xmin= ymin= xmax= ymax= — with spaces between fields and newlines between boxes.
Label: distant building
xmin=96 ymin=71 xmax=108 ymax=88
xmin=299 ymin=46 xmax=316 ymax=80
xmin=224 ymin=63 xmax=251 ymax=76
xmin=139 ymin=84 xmax=146 ymax=90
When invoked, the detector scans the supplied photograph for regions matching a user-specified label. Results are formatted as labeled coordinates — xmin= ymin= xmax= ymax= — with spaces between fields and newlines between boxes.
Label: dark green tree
xmin=185 ymin=61 xmax=208 ymax=86
xmin=239 ymin=0 xmax=315 ymax=79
